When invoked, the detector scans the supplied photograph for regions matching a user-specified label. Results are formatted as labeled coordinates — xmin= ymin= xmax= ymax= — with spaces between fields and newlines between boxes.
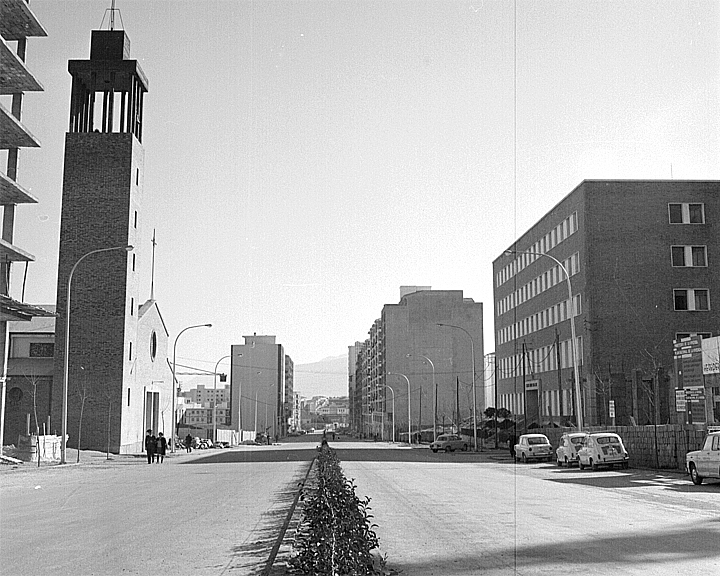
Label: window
xmin=672 ymin=246 xmax=707 ymax=267
xmin=129 ymin=341 xmax=133 ymax=360
xmin=134 ymin=211 xmax=138 ymax=228
xmin=676 ymin=332 xmax=712 ymax=340
xmin=29 ymin=342 xmax=54 ymax=357
xmin=674 ymin=289 xmax=710 ymax=311
xmin=669 ymin=203 xmax=705 ymax=224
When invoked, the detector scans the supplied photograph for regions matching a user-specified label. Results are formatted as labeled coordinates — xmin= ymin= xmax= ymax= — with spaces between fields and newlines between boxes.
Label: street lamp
xmin=387 ymin=372 xmax=411 ymax=445
xmin=408 ymin=353 xmax=437 ymax=442
xmin=171 ymin=323 xmax=212 ymax=452
xmin=437 ymin=322 xmax=478 ymax=452
xmin=60 ymin=245 xmax=133 ymax=465
xmin=212 ymin=354 xmax=242 ymax=444
xmin=504 ymin=249 xmax=583 ymax=430
xmin=379 ymin=384 xmax=396 ymax=443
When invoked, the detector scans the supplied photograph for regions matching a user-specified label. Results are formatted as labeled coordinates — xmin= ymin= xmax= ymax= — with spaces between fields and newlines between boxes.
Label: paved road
xmin=0 ymin=445 xmax=315 ymax=576
xmin=2 ymin=437 xmax=719 ymax=575
xmin=335 ymin=444 xmax=720 ymax=576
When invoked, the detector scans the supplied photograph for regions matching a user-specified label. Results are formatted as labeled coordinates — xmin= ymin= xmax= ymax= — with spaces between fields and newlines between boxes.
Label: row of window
xmin=671 ymin=245 xmax=707 ymax=267
xmin=669 ymin=202 xmax=705 ymax=224
xmin=496 ymin=212 xmax=579 ymax=288
xmin=497 ymin=336 xmax=584 ymax=380
xmin=497 ymin=295 xmax=582 ymax=346
xmin=497 ymin=253 xmax=580 ymax=317
xmin=674 ymin=289 xmax=710 ymax=311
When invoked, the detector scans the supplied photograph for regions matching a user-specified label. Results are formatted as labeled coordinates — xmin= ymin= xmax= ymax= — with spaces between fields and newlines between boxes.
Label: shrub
xmin=289 ymin=442 xmax=393 ymax=575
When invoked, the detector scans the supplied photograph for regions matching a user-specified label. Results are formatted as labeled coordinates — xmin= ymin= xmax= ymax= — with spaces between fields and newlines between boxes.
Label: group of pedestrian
xmin=144 ymin=429 xmax=168 ymax=464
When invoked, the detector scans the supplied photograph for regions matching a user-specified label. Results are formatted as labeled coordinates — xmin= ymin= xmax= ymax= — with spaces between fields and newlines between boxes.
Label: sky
xmin=6 ymin=0 xmax=720 ymax=386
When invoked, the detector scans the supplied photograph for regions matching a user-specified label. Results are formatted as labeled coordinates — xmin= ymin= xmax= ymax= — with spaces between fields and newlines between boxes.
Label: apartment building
xmin=353 ymin=287 xmax=484 ymax=440
xmin=493 ymin=180 xmax=720 ymax=427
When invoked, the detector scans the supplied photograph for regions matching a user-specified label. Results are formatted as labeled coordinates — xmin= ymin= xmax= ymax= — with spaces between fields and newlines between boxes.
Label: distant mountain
xmin=294 ymin=355 xmax=348 ymax=398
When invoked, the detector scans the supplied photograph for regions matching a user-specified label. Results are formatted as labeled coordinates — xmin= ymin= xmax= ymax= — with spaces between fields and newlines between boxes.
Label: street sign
xmin=608 ymin=400 xmax=615 ymax=418
xmin=684 ymin=386 xmax=706 ymax=401
xmin=675 ymin=389 xmax=687 ymax=412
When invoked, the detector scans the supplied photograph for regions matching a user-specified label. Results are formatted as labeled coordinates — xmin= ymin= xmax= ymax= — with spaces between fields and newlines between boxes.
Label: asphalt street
xmin=2 ymin=436 xmax=719 ymax=576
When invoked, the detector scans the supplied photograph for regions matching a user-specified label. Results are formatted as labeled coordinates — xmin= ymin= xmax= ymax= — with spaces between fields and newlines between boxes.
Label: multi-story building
xmin=0 ymin=0 xmax=54 ymax=448
xmin=354 ymin=287 xmax=484 ymax=440
xmin=493 ymin=180 xmax=720 ymax=428
xmin=230 ymin=335 xmax=293 ymax=438
xmin=186 ymin=384 xmax=230 ymax=406
xmin=348 ymin=342 xmax=364 ymax=433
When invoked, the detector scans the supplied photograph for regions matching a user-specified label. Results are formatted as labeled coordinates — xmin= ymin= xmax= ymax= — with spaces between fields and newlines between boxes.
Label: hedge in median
xmin=288 ymin=441 xmax=394 ymax=575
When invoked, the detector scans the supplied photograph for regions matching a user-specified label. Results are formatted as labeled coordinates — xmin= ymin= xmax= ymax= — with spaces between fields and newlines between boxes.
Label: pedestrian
xmin=509 ymin=434 xmax=517 ymax=458
xmin=185 ymin=433 xmax=193 ymax=453
xmin=144 ymin=429 xmax=156 ymax=464
xmin=155 ymin=432 xmax=167 ymax=463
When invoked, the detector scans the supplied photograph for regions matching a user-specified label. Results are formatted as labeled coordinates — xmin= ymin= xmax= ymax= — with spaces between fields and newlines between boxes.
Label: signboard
xmin=674 ymin=336 xmax=704 ymax=388
xmin=525 ymin=379 xmax=539 ymax=391
xmin=675 ymin=389 xmax=687 ymax=412
xmin=684 ymin=386 xmax=705 ymax=401
xmin=702 ymin=336 xmax=720 ymax=375
xmin=608 ymin=400 xmax=615 ymax=418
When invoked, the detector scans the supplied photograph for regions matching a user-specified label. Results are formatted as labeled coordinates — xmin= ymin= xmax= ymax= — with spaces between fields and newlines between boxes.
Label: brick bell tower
xmin=52 ymin=28 xmax=149 ymax=454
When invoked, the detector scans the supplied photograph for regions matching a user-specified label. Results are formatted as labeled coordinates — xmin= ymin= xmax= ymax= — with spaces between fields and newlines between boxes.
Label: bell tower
xmin=53 ymin=28 xmax=149 ymax=453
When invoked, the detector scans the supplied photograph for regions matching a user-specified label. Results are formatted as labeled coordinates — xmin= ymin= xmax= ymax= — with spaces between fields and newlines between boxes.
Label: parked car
xmin=686 ymin=431 xmax=720 ymax=485
xmin=429 ymin=434 xmax=468 ymax=453
xmin=556 ymin=432 xmax=588 ymax=467
xmin=514 ymin=434 xmax=553 ymax=463
xmin=578 ymin=432 xmax=629 ymax=470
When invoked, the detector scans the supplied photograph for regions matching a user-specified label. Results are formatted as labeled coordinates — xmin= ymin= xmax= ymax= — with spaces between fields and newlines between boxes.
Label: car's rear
xmin=526 ymin=434 xmax=553 ymax=462
xmin=594 ymin=434 xmax=629 ymax=469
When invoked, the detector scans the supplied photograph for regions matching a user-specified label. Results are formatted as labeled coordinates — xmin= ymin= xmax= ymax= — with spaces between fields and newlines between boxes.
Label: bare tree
xmin=75 ymin=366 xmax=93 ymax=463
xmin=23 ymin=371 xmax=42 ymax=436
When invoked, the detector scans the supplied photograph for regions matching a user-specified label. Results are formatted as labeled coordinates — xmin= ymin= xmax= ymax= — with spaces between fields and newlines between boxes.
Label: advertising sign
xmin=702 ymin=336 xmax=720 ymax=375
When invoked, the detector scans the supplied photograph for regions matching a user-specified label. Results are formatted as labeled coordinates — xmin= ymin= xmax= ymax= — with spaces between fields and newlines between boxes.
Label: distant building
xmin=493 ymin=180 xmax=720 ymax=427
xmin=353 ymin=287 xmax=484 ymax=439
xmin=230 ymin=335 xmax=293 ymax=438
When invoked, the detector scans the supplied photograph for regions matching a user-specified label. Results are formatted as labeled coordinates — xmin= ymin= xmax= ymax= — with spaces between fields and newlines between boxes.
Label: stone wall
xmin=530 ymin=424 xmax=708 ymax=470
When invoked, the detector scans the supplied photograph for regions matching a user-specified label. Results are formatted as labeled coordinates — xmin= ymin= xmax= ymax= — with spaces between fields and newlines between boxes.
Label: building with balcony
xmin=493 ymin=180 xmax=720 ymax=428
xmin=0 ymin=0 xmax=55 ymax=448
xmin=353 ymin=287 xmax=484 ymax=440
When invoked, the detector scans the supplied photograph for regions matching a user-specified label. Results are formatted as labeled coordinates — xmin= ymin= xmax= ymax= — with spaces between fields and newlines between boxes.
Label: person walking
xmin=185 ymin=434 xmax=193 ymax=453
xmin=155 ymin=432 xmax=167 ymax=463
xmin=144 ymin=430 xmax=156 ymax=464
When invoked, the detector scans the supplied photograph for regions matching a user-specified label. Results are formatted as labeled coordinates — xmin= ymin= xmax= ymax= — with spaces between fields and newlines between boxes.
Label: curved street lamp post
xmin=61 ymin=245 xmax=134 ymax=465
xmin=504 ymin=249 xmax=583 ymax=430
xmin=437 ymin=323 xmax=478 ymax=451
xmin=408 ymin=353 xmax=437 ymax=443
xmin=171 ymin=323 xmax=212 ymax=452
xmin=387 ymin=372 xmax=411 ymax=445
xmin=379 ymin=384 xmax=396 ymax=443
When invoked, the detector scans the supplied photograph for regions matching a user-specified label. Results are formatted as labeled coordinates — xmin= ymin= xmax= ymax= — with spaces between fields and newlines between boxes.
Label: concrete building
xmin=353 ymin=287 xmax=484 ymax=440
xmin=230 ymin=335 xmax=293 ymax=438
xmin=0 ymin=0 xmax=54 ymax=448
xmin=185 ymin=384 xmax=230 ymax=406
xmin=493 ymin=180 xmax=720 ymax=428
xmin=51 ymin=27 xmax=172 ymax=453
xmin=348 ymin=342 xmax=363 ymax=433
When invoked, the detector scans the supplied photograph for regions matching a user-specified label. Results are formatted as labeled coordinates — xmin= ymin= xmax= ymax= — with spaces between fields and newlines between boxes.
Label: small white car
xmin=577 ymin=432 xmax=629 ymax=470
xmin=514 ymin=434 xmax=553 ymax=463
xmin=686 ymin=432 xmax=720 ymax=485
xmin=555 ymin=432 xmax=587 ymax=467
xmin=429 ymin=434 xmax=468 ymax=453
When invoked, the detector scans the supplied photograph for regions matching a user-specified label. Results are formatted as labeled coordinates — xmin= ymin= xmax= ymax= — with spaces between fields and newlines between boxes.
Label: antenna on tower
xmin=100 ymin=0 xmax=125 ymax=31
xmin=150 ymin=229 xmax=157 ymax=301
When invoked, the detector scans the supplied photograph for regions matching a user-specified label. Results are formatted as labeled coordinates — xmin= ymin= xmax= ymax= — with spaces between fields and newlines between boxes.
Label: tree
xmin=75 ymin=366 xmax=93 ymax=463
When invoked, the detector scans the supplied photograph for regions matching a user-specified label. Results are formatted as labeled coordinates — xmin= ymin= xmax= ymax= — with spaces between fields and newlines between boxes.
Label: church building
xmin=51 ymin=25 xmax=173 ymax=455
